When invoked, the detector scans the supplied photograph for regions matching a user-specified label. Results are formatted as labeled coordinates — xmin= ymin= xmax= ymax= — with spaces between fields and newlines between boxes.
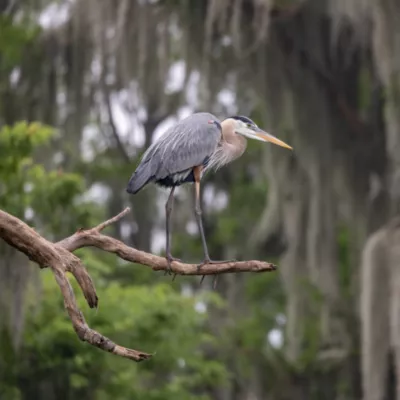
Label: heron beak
xmin=254 ymin=129 xmax=293 ymax=150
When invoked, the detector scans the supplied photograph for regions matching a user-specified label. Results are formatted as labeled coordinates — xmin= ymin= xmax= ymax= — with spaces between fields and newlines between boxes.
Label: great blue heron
xmin=126 ymin=112 xmax=292 ymax=275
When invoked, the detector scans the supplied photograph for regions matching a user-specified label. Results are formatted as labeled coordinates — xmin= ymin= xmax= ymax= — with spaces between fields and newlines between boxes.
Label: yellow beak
xmin=255 ymin=131 xmax=293 ymax=150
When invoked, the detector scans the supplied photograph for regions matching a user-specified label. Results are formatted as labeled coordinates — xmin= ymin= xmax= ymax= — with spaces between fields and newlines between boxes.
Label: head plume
xmin=228 ymin=115 xmax=257 ymax=126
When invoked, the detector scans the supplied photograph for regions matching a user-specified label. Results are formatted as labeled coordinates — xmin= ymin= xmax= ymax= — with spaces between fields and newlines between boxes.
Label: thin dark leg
xmin=199 ymin=274 xmax=218 ymax=288
xmin=194 ymin=181 xmax=211 ymax=261
xmin=193 ymin=176 xmax=236 ymax=282
xmin=199 ymin=273 xmax=219 ymax=289
xmin=165 ymin=187 xmax=180 ymax=275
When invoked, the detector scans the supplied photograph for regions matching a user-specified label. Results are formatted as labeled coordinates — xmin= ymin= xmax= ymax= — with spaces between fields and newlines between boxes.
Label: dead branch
xmin=57 ymin=207 xmax=277 ymax=276
xmin=0 ymin=209 xmax=151 ymax=362
xmin=0 ymin=207 xmax=277 ymax=362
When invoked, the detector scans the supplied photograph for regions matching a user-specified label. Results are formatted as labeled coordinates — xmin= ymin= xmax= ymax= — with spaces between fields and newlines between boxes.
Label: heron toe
xmin=165 ymin=255 xmax=181 ymax=275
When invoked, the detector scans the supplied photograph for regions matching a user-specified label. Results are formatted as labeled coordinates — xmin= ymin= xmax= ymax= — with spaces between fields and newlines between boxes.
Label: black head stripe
xmin=229 ymin=115 xmax=256 ymax=125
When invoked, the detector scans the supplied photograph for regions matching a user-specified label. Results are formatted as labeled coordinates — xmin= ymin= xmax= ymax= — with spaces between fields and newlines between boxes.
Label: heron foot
xmin=164 ymin=255 xmax=181 ymax=276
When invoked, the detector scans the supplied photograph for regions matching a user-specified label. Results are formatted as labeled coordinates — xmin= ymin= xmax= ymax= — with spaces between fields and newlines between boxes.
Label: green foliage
xmin=0 ymin=15 xmax=40 ymax=73
xmin=0 ymin=121 xmax=101 ymax=233
xmin=14 ymin=272 xmax=228 ymax=400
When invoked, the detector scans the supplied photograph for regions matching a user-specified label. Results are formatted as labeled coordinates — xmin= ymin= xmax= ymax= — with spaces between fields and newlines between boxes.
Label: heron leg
xmin=194 ymin=180 xmax=211 ymax=262
xmin=193 ymin=168 xmax=236 ymax=284
xmin=165 ymin=186 xmax=180 ymax=276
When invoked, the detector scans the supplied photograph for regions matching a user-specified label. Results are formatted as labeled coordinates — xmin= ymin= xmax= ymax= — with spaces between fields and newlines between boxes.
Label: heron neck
xmin=220 ymin=119 xmax=247 ymax=162
xmin=222 ymin=133 xmax=247 ymax=162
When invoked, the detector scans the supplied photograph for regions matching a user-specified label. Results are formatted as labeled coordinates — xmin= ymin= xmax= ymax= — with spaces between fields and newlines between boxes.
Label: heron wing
xmin=127 ymin=113 xmax=221 ymax=194
xmin=150 ymin=112 xmax=222 ymax=179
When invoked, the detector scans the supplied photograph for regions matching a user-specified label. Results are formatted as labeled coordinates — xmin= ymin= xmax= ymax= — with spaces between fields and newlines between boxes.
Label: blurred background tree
xmin=0 ymin=0 xmax=400 ymax=399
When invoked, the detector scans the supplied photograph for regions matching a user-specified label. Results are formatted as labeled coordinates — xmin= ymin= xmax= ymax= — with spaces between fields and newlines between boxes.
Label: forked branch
xmin=0 ymin=207 xmax=277 ymax=362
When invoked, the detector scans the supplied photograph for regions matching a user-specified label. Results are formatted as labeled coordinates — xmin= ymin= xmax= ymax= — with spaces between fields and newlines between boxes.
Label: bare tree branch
xmin=0 ymin=207 xmax=277 ymax=362
xmin=57 ymin=208 xmax=277 ymax=275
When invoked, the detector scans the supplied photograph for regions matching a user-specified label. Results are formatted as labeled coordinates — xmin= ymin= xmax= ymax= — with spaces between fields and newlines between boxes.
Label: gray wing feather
xmin=127 ymin=113 xmax=221 ymax=194
xmin=154 ymin=112 xmax=221 ymax=179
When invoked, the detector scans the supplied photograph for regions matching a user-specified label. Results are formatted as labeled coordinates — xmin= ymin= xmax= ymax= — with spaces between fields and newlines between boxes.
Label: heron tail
xmin=126 ymin=167 xmax=153 ymax=194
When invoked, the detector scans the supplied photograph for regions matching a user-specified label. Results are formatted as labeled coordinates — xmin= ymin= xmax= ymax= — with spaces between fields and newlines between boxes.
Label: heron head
xmin=229 ymin=115 xmax=293 ymax=150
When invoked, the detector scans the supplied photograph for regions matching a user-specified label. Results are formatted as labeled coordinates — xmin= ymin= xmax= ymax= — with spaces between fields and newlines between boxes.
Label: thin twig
xmin=95 ymin=207 xmax=131 ymax=232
